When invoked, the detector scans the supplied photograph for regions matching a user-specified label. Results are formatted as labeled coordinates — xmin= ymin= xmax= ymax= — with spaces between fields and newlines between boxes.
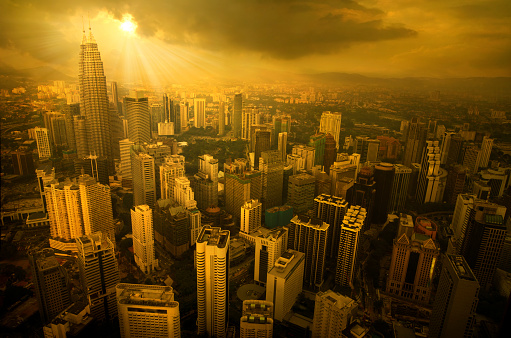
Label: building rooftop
xmin=268 ymin=250 xmax=304 ymax=280
xmin=117 ymin=284 xmax=177 ymax=308
xmin=448 ymin=255 xmax=477 ymax=282
xmin=197 ymin=226 xmax=230 ymax=248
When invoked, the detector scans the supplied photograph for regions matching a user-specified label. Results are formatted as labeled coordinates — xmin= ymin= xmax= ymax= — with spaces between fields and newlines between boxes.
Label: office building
xmin=460 ymin=203 xmax=507 ymax=288
xmin=351 ymin=166 xmax=376 ymax=227
xmin=73 ymin=115 xmax=89 ymax=158
xmin=36 ymin=164 xmax=55 ymax=213
xmin=479 ymin=136 xmax=493 ymax=169
xmin=194 ymin=98 xmax=206 ymax=128
xmin=254 ymin=227 xmax=288 ymax=285
xmin=233 ymin=93 xmax=243 ymax=138
xmin=286 ymin=215 xmax=329 ymax=288
xmin=241 ymin=199 xmax=262 ymax=234
xmin=309 ymin=133 xmax=327 ymax=166
xmin=313 ymin=194 xmax=349 ymax=259
xmin=119 ymin=139 xmax=134 ymax=186
xmin=74 ymin=154 xmax=109 ymax=185
xmin=265 ymin=205 xmax=294 ymax=229
xmin=43 ymin=301 xmax=93 ymax=338
xmin=35 ymin=127 xmax=52 ymax=159
xmin=196 ymin=226 xmax=230 ymax=337
xmin=443 ymin=165 xmax=467 ymax=205
xmin=224 ymin=160 xmax=262 ymax=222
xmin=335 ymin=206 xmax=366 ymax=287
xmin=388 ymin=164 xmax=411 ymax=214
xmin=252 ymin=127 xmax=271 ymax=169
xmin=373 ymin=163 xmax=395 ymax=224
xmin=323 ymin=133 xmax=337 ymax=175
xmin=429 ymin=255 xmax=479 ymax=338
xmin=416 ymin=140 xmax=447 ymax=204
xmin=272 ymin=115 xmax=291 ymax=147
xmin=386 ymin=230 xmax=440 ymax=304
xmin=193 ymin=154 xmax=219 ymax=210
xmin=76 ymin=232 xmax=120 ymax=321
xmin=240 ymin=300 xmax=274 ymax=338
xmin=160 ymin=155 xmax=186 ymax=201
xmin=218 ymin=101 xmax=225 ymax=136
xmin=242 ymin=106 xmax=260 ymax=140
xmin=287 ymin=173 xmax=315 ymax=214
xmin=278 ymin=132 xmax=288 ymax=161
xmin=132 ymin=149 xmax=156 ymax=207
xmin=124 ymin=92 xmax=150 ymax=144
xmin=79 ymin=28 xmax=112 ymax=162
xmin=111 ymin=81 xmax=120 ymax=114
xmin=403 ymin=117 xmax=427 ymax=167
xmin=312 ymin=290 xmax=357 ymax=338
xmin=29 ymin=248 xmax=71 ymax=324
xmin=377 ymin=136 xmax=401 ymax=160
xmin=154 ymin=199 xmax=190 ymax=257
xmin=116 ymin=283 xmax=180 ymax=338
xmin=131 ymin=205 xmax=158 ymax=274
xmin=292 ymin=145 xmax=316 ymax=171
xmin=260 ymin=150 xmax=284 ymax=211
xmin=319 ymin=111 xmax=342 ymax=149
xmin=11 ymin=147 xmax=34 ymax=176
xmin=266 ymin=250 xmax=305 ymax=321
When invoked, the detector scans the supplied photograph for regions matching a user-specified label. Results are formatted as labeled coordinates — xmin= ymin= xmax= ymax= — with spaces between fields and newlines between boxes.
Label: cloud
xmin=0 ymin=0 xmax=416 ymax=62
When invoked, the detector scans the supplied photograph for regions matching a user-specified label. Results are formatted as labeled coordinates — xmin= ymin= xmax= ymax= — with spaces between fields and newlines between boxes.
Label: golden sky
xmin=1 ymin=0 xmax=510 ymax=84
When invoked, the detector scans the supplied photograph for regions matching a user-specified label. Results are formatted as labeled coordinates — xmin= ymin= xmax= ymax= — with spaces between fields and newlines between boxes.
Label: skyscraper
xmin=429 ymin=255 xmax=479 ymax=338
xmin=240 ymin=300 xmax=274 ymax=338
xmin=76 ymin=232 xmax=119 ymax=321
xmin=233 ymin=93 xmax=243 ymax=138
xmin=242 ymin=106 xmax=260 ymax=140
xmin=218 ymin=101 xmax=225 ymax=136
xmin=111 ymin=81 xmax=120 ymax=115
xmin=388 ymin=164 xmax=411 ymax=214
xmin=11 ymin=147 xmax=34 ymax=176
xmin=266 ymin=250 xmax=305 ymax=321
xmin=286 ymin=215 xmax=329 ymax=288
xmin=443 ymin=165 xmax=467 ymax=205
xmin=373 ymin=163 xmax=395 ymax=224
xmin=319 ymin=111 xmax=342 ymax=149
xmin=312 ymin=290 xmax=357 ymax=338
xmin=252 ymin=127 xmax=271 ymax=169
xmin=29 ymin=248 xmax=71 ymax=324
xmin=73 ymin=115 xmax=89 ymax=158
xmin=35 ymin=127 xmax=52 ymax=159
xmin=160 ymin=155 xmax=186 ymax=201
xmin=125 ymin=91 xmax=151 ymax=145
xmin=174 ymin=177 xmax=198 ymax=210
xmin=194 ymin=98 xmax=206 ymax=128
xmin=479 ymin=136 xmax=493 ymax=169
xmin=119 ymin=138 xmax=135 ymax=187
xmin=192 ymin=154 xmax=219 ymax=210
xmin=79 ymin=27 xmax=112 ymax=162
xmin=131 ymin=205 xmax=158 ymax=274
xmin=196 ymin=226 xmax=230 ymax=337
xmin=254 ymin=227 xmax=288 ymax=285
xmin=403 ymin=117 xmax=427 ymax=167
xmin=278 ymin=132 xmax=288 ymax=161
xmin=224 ymin=159 xmax=262 ymax=222
xmin=154 ymin=200 xmax=190 ymax=257
xmin=335 ymin=206 xmax=366 ymax=287
xmin=259 ymin=150 xmax=284 ymax=211
xmin=309 ymin=133 xmax=327 ymax=167
xmin=287 ymin=173 xmax=316 ymax=215
xmin=132 ymin=148 xmax=156 ymax=207
xmin=313 ymin=194 xmax=349 ymax=259
xmin=323 ymin=133 xmax=337 ymax=175
xmin=240 ymin=199 xmax=262 ymax=234
xmin=116 ymin=283 xmax=181 ymax=338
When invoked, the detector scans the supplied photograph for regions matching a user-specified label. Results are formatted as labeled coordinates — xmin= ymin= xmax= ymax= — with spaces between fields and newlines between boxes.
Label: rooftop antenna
xmin=82 ymin=16 xmax=85 ymax=34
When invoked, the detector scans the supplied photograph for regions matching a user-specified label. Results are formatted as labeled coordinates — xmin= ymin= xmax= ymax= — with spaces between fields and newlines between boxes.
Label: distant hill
xmin=0 ymin=65 xmax=74 ymax=87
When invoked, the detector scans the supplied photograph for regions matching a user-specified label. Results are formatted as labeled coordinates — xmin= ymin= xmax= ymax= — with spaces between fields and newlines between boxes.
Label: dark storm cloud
xmin=0 ymin=0 xmax=416 ymax=62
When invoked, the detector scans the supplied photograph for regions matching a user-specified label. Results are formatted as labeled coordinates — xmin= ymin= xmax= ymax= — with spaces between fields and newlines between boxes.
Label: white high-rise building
xmin=278 ymin=132 xmax=288 ymax=161
xmin=335 ymin=206 xmax=366 ymax=287
xmin=240 ymin=199 xmax=262 ymax=234
xmin=194 ymin=98 xmax=206 ymax=128
xmin=132 ymin=150 xmax=156 ymax=207
xmin=160 ymin=155 xmax=186 ymax=201
xmin=131 ymin=205 xmax=158 ymax=274
xmin=254 ymin=227 xmax=288 ymax=285
xmin=174 ymin=177 xmax=197 ymax=209
xmin=266 ymin=249 xmax=305 ymax=321
xmin=319 ymin=111 xmax=342 ymax=150
xmin=196 ymin=226 xmax=230 ymax=338
xmin=116 ymin=283 xmax=180 ymax=338
xmin=291 ymin=145 xmax=316 ymax=171
xmin=312 ymin=290 xmax=357 ymax=338
xmin=35 ymin=127 xmax=52 ymax=159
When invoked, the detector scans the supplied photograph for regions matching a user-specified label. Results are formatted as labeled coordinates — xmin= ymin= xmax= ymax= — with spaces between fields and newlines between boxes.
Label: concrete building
xmin=196 ymin=226 xmax=230 ymax=337
xmin=43 ymin=301 xmax=93 ymax=338
xmin=266 ymin=250 xmax=305 ymax=321
xmin=242 ymin=106 xmax=260 ymax=140
xmin=416 ymin=140 xmax=446 ymax=204
xmin=119 ymin=139 xmax=134 ymax=186
xmin=11 ymin=147 xmax=34 ymax=176
xmin=35 ymin=127 xmax=52 ymax=159
xmin=193 ymin=154 xmax=219 ymax=210
xmin=319 ymin=111 xmax=342 ymax=149
xmin=323 ymin=133 xmax=337 ymax=175
xmin=403 ymin=117 xmax=427 ymax=167
xmin=153 ymin=199 xmax=190 ymax=257
xmin=240 ymin=199 xmax=262 ymax=234
xmin=373 ymin=163 xmax=395 ymax=224
xmin=287 ymin=215 xmax=329 ymax=288
xmin=335 ymin=206 xmax=367 ymax=287
xmin=224 ymin=159 xmax=262 ymax=222
xmin=429 ymin=255 xmax=479 ymax=338
xmin=252 ymin=127 xmax=271 ymax=169
xmin=292 ymin=145 xmax=316 ymax=172
xmin=193 ymin=98 xmax=206 ymax=128
xmin=388 ymin=164 xmax=411 ymax=214
xmin=131 ymin=205 xmax=158 ymax=274
xmin=443 ymin=165 xmax=467 ymax=205
xmin=312 ymin=290 xmax=357 ymax=338
xmin=240 ymin=300 xmax=274 ymax=338
xmin=29 ymin=248 xmax=71 ymax=325
xmin=218 ymin=101 xmax=225 ymax=136
xmin=259 ymin=150 xmax=284 ymax=211
xmin=254 ymin=227 xmax=288 ymax=285
xmin=309 ymin=133 xmax=326 ymax=167
xmin=233 ymin=93 xmax=243 ymax=138
xmin=278 ymin=132 xmax=288 ymax=161
xmin=116 ymin=283 xmax=180 ymax=338
xmin=174 ymin=177 xmax=197 ymax=210
xmin=132 ymin=149 xmax=156 ymax=207
xmin=313 ymin=194 xmax=349 ymax=259
xmin=287 ymin=173 xmax=315 ymax=214
xmin=76 ymin=232 xmax=120 ymax=321
xmin=125 ymin=91 xmax=151 ymax=145
xmin=160 ymin=155 xmax=186 ymax=201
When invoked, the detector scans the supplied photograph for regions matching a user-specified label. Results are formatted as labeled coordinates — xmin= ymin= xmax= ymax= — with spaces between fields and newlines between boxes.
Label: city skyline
xmin=1 ymin=0 xmax=510 ymax=86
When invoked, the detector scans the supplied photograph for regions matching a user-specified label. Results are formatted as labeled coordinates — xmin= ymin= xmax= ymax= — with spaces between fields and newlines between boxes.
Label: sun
xmin=119 ymin=15 xmax=137 ymax=34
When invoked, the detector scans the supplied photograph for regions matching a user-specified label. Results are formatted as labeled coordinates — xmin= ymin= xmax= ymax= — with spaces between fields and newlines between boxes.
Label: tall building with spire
xmin=79 ymin=26 xmax=112 ymax=173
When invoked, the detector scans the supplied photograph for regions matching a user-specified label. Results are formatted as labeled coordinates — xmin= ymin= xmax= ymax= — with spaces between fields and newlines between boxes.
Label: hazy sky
xmin=1 ymin=0 xmax=510 ymax=83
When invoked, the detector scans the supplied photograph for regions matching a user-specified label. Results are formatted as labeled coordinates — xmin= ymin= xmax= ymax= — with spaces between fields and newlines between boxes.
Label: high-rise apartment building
xmin=286 ymin=215 xmax=329 ymax=288
xmin=386 ymin=229 xmax=439 ymax=303
xmin=131 ymin=205 xmax=158 ymax=274
xmin=132 ymin=148 xmax=156 ymax=207
xmin=313 ymin=194 xmax=349 ymax=259
xmin=388 ymin=164 xmax=411 ymax=214
xmin=254 ymin=227 xmax=288 ymax=285
xmin=266 ymin=250 xmax=305 ymax=321
xmin=232 ymin=93 xmax=243 ymax=138
xmin=335 ymin=206 xmax=367 ymax=287
xmin=35 ymin=127 xmax=52 ymax=159
xmin=194 ymin=98 xmax=206 ymax=128
xmin=292 ymin=145 xmax=316 ymax=171
xmin=29 ymin=248 xmax=71 ymax=324
xmin=287 ymin=173 xmax=316 ymax=214
xmin=429 ymin=255 xmax=479 ymax=338
xmin=240 ymin=300 xmax=273 ymax=338
xmin=312 ymin=290 xmax=357 ymax=338
xmin=125 ymin=91 xmax=151 ymax=145
xmin=319 ymin=111 xmax=342 ymax=149
xmin=174 ymin=177 xmax=198 ymax=210
xmin=193 ymin=154 xmax=219 ymax=210
xmin=373 ymin=163 xmax=395 ymax=224
xmin=240 ymin=199 xmax=262 ymax=234
xmin=196 ymin=226 xmax=230 ymax=338
xmin=76 ymin=232 xmax=120 ymax=321
xmin=116 ymin=283 xmax=180 ymax=338
xmin=160 ymin=155 xmax=186 ymax=201
xmin=79 ymin=28 xmax=112 ymax=162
